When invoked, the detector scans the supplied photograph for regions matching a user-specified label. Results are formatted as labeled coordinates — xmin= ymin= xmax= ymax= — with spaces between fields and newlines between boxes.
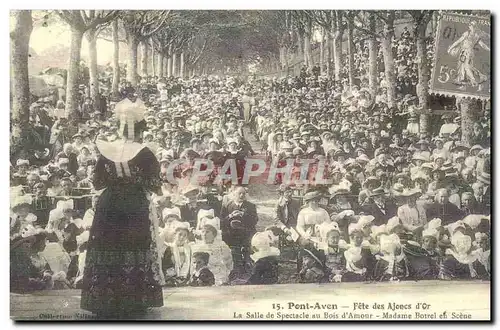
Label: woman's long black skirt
xmin=80 ymin=185 xmax=163 ymax=316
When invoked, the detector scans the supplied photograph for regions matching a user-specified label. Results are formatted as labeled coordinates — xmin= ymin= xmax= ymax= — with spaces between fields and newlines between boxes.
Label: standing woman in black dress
xmin=80 ymin=88 xmax=165 ymax=318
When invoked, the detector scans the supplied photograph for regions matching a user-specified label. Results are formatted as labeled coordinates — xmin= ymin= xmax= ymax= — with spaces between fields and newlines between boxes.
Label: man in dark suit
xmin=220 ymin=186 xmax=258 ymax=276
xmin=360 ymin=187 xmax=397 ymax=226
xmin=168 ymin=136 xmax=183 ymax=160
xmin=476 ymin=172 xmax=491 ymax=215
xmin=275 ymin=184 xmax=301 ymax=229
xmin=179 ymin=188 xmax=209 ymax=229
xmin=426 ymin=188 xmax=465 ymax=226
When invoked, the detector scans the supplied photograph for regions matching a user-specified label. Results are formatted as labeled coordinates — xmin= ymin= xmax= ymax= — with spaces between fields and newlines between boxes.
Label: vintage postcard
xmin=9 ymin=9 xmax=491 ymax=321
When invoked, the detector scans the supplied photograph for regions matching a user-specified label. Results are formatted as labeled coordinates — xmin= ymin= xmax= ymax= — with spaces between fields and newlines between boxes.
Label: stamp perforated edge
xmin=428 ymin=10 xmax=491 ymax=101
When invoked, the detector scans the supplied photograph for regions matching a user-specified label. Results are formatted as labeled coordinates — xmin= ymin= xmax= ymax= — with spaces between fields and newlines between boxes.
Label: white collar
xmin=250 ymin=247 xmax=280 ymax=262
xmin=96 ymin=140 xmax=145 ymax=162
xmin=445 ymin=248 xmax=478 ymax=264
xmin=193 ymin=265 xmax=209 ymax=277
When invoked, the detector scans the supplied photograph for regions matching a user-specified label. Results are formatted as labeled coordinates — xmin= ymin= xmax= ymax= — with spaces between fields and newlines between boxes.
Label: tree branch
xmin=57 ymin=10 xmax=84 ymax=30
xmin=97 ymin=34 xmax=126 ymax=43
xmin=80 ymin=10 xmax=90 ymax=25
xmin=187 ymin=38 xmax=208 ymax=65
xmin=141 ymin=10 xmax=171 ymax=37
xmin=372 ymin=11 xmax=389 ymax=23
xmin=87 ymin=10 xmax=119 ymax=31
xmin=352 ymin=22 xmax=381 ymax=39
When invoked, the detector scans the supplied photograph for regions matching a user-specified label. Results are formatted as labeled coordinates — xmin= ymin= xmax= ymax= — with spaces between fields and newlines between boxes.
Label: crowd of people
xmin=10 ymin=62 xmax=491 ymax=294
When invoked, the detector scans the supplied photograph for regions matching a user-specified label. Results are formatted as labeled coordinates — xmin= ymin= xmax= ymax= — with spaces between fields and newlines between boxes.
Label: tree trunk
xmin=381 ymin=13 xmax=396 ymax=108
xmin=151 ymin=42 xmax=156 ymax=77
xmin=297 ymin=29 xmax=304 ymax=62
xmin=460 ymin=98 xmax=480 ymax=145
xmin=111 ymin=19 xmax=120 ymax=99
xmin=279 ymin=46 xmax=285 ymax=70
xmin=172 ymin=52 xmax=177 ymax=77
xmin=10 ymin=10 xmax=33 ymax=142
xmin=304 ymin=19 xmax=312 ymax=69
xmin=86 ymin=28 xmax=99 ymax=110
xmin=367 ymin=14 xmax=378 ymax=97
xmin=167 ymin=53 xmax=172 ymax=77
xmin=126 ymin=33 xmax=139 ymax=87
xmin=180 ymin=52 xmax=185 ymax=78
xmin=319 ymin=29 xmax=324 ymax=75
xmin=163 ymin=55 xmax=168 ymax=77
xmin=347 ymin=15 xmax=355 ymax=89
xmin=284 ymin=47 xmax=290 ymax=75
xmin=157 ymin=52 xmax=163 ymax=77
xmin=140 ymin=41 xmax=148 ymax=77
xmin=325 ymin=27 xmax=331 ymax=76
xmin=333 ymin=12 xmax=343 ymax=82
xmin=65 ymin=27 xmax=84 ymax=121
xmin=416 ymin=22 xmax=430 ymax=133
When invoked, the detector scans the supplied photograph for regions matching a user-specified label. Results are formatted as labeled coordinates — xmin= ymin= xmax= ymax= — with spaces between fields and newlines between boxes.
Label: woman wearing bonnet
xmin=80 ymin=87 xmax=165 ymax=319
xmin=191 ymin=216 xmax=233 ymax=286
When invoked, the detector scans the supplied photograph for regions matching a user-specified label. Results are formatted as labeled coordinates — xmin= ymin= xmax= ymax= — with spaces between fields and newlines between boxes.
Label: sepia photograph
xmin=9 ymin=9 xmax=491 ymax=321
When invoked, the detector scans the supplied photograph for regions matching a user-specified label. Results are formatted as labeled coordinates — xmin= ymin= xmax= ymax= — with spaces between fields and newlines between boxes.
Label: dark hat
xmin=444 ymin=172 xmax=459 ymax=181
xmin=369 ymin=187 xmax=385 ymax=197
xmin=201 ymin=132 xmax=213 ymax=139
xmin=345 ymin=159 xmax=361 ymax=170
xmin=181 ymin=149 xmax=200 ymax=159
xmin=184 ymin=187 xmax=200 ymax=199
xmin=451 ymin=142 xmax=469 ymax=152
xmin=292 ymin=147 xmax=304 ymax=156
xmin=354 ymin=147 xmax=366 ymax=154
xmin=298 ymin=247 xmax=324 ymax=268
xmin=333 ymin=149 xmax=346 ymax=158
xmin=440 ymin=161 xmax=454 ymax=172
xmin=331 ymin=189 xmax=350 ymax=199
xmin=33 ymin=182 xmax=45 ymax=189
xmin=303 ymin=190 xmax=322 ymax=202
xmin=363 ymin=176 xmax=381 ymax=188
xmin=192 ymin=251 xmax=210 ymax=264
xmin=431 ymin=167 xmax=445 ymax=174
xmin=401 ymin=188 xmax=422 ymax=198
xmin=190 ymin=137 xmax=201 ymax=145
xmin=394 ymin=172 xmax=410 ymax=181
xmin=415 ymin=139 xmax=430 ymax=147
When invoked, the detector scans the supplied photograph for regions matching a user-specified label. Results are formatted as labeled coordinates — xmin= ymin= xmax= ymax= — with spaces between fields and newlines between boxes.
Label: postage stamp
xmin=430 ymin=13 xmax=491 ymax=100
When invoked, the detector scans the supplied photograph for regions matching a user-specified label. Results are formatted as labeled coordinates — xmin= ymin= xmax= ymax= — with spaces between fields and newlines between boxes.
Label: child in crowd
xmin=246 ymin=232 xmax=280 ymax=285
xmin=189 ymin=252 xmax=215 ymax=287
xmin=439 ymin=231 xmax=480 ymax=280
xmin=159 ymin=207 xmax=183 ymax=245
xmin=404 ymin=219 xmax=442 ymax=280
xmin=373 ymin=233 xmax=409 ymax=281
xmin=298 ymin=247 xmax=327 ymax=283
xmin=46 ymin=199 xmax=75 ymax=242
xmin=11 ymin=194 xmax=38 ymax=238
xmin=191 ymin=217 xmax=233 ymax=286
xmin=342 ymin=223 xmax=374 ymax=282
xmin=162 ymin=222 xmax=193 ymax=286
xmin=316 ymin=222 xmax=346 ymax=282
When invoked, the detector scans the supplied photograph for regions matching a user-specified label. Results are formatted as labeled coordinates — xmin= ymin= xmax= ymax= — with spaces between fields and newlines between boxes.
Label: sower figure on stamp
xmin=80 ymin=87 xmax=165 ymax=319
